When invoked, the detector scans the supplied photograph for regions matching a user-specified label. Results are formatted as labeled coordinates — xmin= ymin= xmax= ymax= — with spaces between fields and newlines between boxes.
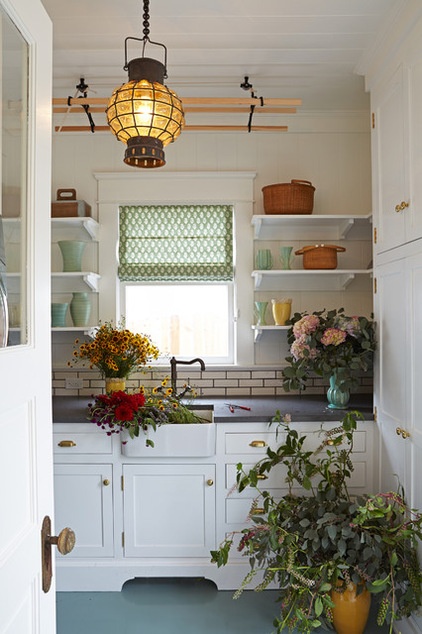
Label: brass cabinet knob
xmin=206 ymin=479 xmax=214 ymax=486
xmin=103 ymin=479 xmax=110 ymax=486
xmin=396 ymin=426 xmax=411 ymax=439
xmin=395 ymin=201 xmax=409 ymax=212
xmin=58 ymin=440 xmax=76 ymax=447
xmin=249 ymin=440 xmax=267 ymax=448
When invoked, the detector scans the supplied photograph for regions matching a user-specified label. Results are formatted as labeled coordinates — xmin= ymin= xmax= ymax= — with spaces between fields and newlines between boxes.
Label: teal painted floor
xmin=56 ymin=578 xmax=387 ymax=634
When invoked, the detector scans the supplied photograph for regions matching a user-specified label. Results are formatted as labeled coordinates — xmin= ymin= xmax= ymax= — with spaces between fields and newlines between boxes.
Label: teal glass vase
xmin=327 ymin=371 xmax=350 ymax=409
xmin=254 ymin=301 xmax=268 ymax=326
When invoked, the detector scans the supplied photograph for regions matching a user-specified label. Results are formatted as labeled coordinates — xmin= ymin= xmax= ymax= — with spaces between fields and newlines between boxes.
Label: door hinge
xmin=374 ymin=277 xmax=377 ymax=294
xmin=121 ymin=475 xmax=124 ymax=491
xmin=374 ymin=405 xmax=377 ymax=422
xmin=373 ymin=226 xmax=377 ymax=244
xmin=122 ymin=532 xmax=125 ymax=548
xmin=372 ymin=112 xmax=375 ymax=129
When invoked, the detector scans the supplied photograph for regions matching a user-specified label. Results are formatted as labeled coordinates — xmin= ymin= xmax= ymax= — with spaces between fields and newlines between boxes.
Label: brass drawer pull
xmin=249 ymin=440 xmax=267 ymax=448
xmin=57 ymin=440 xmax=76 ymax=448
xmin=256 ymin=474 xmax=268 ymax=480
xmin=251 ymin=507 xmax=265 ymax=515
xmin=395 ymin=201 xmax=409 ymax=212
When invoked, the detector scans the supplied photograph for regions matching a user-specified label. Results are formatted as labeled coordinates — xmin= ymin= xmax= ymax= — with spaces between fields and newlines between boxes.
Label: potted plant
xmin=281 ymin=308 xmax=376 ymax=408
xmin=211 ymin=411 xmax=422 ymax=634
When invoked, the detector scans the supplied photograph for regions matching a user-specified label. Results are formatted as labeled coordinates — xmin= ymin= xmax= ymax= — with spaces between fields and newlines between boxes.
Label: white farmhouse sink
xmin=120 ymin=407 xmax=215 ymax=457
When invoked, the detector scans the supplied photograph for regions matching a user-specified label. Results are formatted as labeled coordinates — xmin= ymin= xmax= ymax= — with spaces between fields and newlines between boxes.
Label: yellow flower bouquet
xmin=70 ymin=320 xmax=159 ymax=378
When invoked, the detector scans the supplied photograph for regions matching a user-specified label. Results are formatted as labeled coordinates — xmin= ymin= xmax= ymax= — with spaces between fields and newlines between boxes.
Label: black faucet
xmin=170 ymin=356 xmax=206 ymax=395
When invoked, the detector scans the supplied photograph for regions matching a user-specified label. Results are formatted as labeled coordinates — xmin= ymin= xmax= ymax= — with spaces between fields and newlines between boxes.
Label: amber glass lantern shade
xmin=106 ymin=77 xmax=185 ymax=168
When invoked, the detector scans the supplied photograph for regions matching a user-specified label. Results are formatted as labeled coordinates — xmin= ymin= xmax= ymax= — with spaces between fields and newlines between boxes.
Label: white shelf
xmin=51 ymin=217 xmax=99 ymax=240
xmin=251 ymin=324 xmax=289 ymax=342
xmin=252 ymin=269 xmax=373 ymax=291
xmin=51 ymin=272 xmax=101 ymax=292
xmin=51 ymin=326 xmax=95 ymax=333
xmin=251 ymin=214 xmax=372 ymax=241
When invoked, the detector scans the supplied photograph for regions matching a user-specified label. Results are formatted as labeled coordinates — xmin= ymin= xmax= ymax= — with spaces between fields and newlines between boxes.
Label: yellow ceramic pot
xmin=105 ymin=377 xmax=126 ymax=393
xmin=271 ymin=298 xmax=292 ymax=325
xmin=331 ymin=584 xmax=371 ymax=634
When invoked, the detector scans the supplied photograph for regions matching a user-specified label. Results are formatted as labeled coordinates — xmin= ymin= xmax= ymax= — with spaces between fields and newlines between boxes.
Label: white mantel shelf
xmin=252 ymin=269 xmax=373 ymax=291
xmin=251 ymin=214 xmax=372 ymax=241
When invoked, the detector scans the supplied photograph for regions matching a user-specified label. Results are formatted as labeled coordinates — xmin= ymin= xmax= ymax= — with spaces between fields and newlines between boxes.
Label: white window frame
xmin=95 ymin=171 xmax=256 ymax=367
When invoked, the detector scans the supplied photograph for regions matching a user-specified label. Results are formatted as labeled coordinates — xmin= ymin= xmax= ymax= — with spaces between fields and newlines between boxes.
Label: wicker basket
xmin=295 ymin=244 xmax=346 ymax=269
xmin=262 ymin=180 xmax=315 ymax=215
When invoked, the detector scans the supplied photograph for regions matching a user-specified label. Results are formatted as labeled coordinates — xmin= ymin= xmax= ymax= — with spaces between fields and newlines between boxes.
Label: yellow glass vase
xmin=105 ymin=377 xmax=126 ymax=393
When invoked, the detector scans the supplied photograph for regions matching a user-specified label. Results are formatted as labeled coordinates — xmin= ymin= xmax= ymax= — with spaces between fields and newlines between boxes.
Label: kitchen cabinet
xmin=122 ymin=464 xmax=215 ymax=558
xmin=251 ymin=214 xmax=373 ymax=340
xmin=371 ymin=57 xmax=422 ymax=254
xmin=374 ymin=244 xmax=422 ymax=498
xmin=51 ymin=216 xmax=100 ymax=330
xmin=52 ymin=417 xmax=374 ymax=591
xmin=366 ymin=11 xmax=422 ymax=634
xmin=53 ymin=425 xmax=114 ymax=559
xmin=54 ymin=463 xmax=114 ymax=558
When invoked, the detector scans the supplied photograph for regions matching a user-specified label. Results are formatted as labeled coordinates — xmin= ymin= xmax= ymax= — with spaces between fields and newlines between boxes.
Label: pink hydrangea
xmin=290 ymin=335 xmax=319 ymax=361
xmin=320 ymin=327 xmax=347 ymax=347
xmin=292 ymin=314 xmax=320 ymax=338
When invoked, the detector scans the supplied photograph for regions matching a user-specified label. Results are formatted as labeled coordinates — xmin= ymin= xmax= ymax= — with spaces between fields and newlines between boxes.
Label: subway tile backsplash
xmin=52 ymin=367 xmax=373 ymax=398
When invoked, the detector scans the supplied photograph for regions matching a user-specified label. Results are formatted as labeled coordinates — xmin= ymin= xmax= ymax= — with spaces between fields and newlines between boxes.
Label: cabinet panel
xmin=54 ymin=463 xmax=114 ymax=557
xmin=373 ymin=66 xmax=408 ymax=253
xmin=123 ymin=464 xmax=216 ymax=558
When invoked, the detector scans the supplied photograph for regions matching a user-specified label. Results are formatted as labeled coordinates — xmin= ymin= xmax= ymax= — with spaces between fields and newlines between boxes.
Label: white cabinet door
xmin=54 ymin=464 xmax=114 ymax=557
xmin=374 ymin=255 xmax=409 ymax=490
xmin=123 ymin=464 xmax=215 ymax=558
xmin=372 ymin=65 xmax=408 ymax=254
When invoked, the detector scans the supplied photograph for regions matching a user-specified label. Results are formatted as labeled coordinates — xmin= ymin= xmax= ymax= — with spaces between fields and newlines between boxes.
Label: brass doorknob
xmin=50 ymin=527 xmax=76 ymax=555
xmin=41 ymin=516 xmax=76 ymax=593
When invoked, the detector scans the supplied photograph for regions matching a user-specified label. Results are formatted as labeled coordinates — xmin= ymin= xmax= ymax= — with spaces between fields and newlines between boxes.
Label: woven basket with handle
xmin=295 ymin=244 xmax=346 ymax=269
xmin=262 ymin=180 xmax=315 ymax=215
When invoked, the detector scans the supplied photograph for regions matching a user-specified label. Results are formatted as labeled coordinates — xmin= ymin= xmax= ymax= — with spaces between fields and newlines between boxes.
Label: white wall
xmin=51 ymin=111 xmax=373 ymax=370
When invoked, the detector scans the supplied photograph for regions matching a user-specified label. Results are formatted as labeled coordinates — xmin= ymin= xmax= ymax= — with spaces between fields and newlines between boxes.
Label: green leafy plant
xmin=211 ymin=411 xmax=422 ymax=634
xmin=281 ymin=308 xmax=376 ymax=392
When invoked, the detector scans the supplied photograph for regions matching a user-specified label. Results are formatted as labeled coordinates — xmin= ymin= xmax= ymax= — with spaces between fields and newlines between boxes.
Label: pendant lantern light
xmin=106 ymin=0 xmax=185 ymax=168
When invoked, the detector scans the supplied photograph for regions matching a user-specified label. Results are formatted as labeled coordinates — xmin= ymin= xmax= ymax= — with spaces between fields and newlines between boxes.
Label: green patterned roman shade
xmin=118 ymin=204 xmax=234 ymax=282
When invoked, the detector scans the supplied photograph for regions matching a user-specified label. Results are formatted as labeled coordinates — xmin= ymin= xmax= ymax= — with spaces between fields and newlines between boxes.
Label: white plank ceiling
xmin=41 ymin=0 xmax=399 ymax=114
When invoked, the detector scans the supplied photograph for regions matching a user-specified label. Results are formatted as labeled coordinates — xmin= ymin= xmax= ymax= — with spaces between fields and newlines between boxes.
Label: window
xmin=119 ymin=204 xmax=234 ymax=363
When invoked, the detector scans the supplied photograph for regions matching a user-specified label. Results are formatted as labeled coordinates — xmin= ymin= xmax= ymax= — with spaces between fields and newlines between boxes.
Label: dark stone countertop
xmin=52 ymin=393 xmax=373 ymax=424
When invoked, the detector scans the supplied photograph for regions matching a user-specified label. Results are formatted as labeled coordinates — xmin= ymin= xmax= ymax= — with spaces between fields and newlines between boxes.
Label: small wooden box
xmin=51 ymin=189 xmax=91 ymax=218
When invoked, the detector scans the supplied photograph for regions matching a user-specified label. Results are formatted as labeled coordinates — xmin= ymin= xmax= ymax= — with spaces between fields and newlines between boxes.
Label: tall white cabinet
xmin=365 ymin=5 xmax=422 ymax=634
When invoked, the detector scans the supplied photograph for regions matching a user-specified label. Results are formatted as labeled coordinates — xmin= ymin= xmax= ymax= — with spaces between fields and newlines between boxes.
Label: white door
xmin=0 ymin=0 xmax=55 ymax=632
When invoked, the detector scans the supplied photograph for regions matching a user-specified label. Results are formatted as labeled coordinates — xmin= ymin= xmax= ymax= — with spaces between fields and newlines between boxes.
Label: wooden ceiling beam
xmin=53 ymin=106 xmax=297 ymax=115
xmin=54 ymin=124 xmax=288 ymax=133
xmin=53 ymin=96 xmax=302 ymax=107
